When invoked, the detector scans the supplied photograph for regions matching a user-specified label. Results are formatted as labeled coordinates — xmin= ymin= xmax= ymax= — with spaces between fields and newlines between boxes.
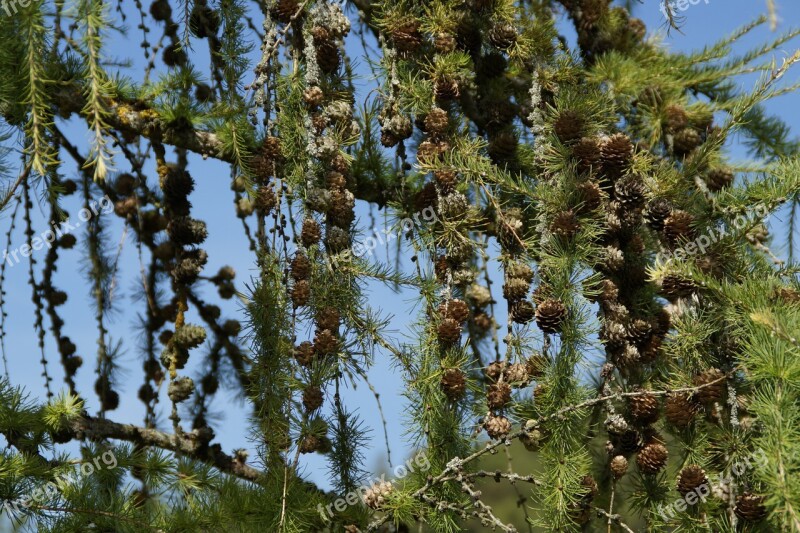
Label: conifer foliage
xmin=0 ymin=0 xmax=799 ymax=531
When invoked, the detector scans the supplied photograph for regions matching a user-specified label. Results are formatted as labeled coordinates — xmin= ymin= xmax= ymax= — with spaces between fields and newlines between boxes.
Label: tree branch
xmin=69 ymin=414 xmax=264 ymax=483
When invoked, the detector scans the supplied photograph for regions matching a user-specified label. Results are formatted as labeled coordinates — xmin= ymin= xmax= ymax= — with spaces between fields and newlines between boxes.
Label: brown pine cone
xmin=437 ymin=318 xmax=462 ymax=344
xmin=511 ymin=300 xmax=535 ymax=324
xmin=600 ymin=133 xmax=634 ymax=177
xmin=331 ymin=153 xmax=350 ymax=175
xmin=507 ymin=262 xmax=534 ymax=283
xmin=505 ymin=363 xmax=529 ymax=385
xmin=488 ymin=22 xmax=517 ymax=50
xmin=486 ymin=361 xmax=507 ymax=382
xmin=551 ymin=209 xmax=581 ymax=238
xmin=434 ymin=32 xmax=457 ymax=54
xmin=614 ymin=175 xmax=646 ymax=209
xmin=639 ymin=335 xmax=663 ymax=364
xmin=628 ymin=17 xmax=647 ymax=40
xmin=581 ymin=475 xmax=598 ymax=500
xmin=484 ymin=414 xmax=512 ymax=440
xmin=526 ymin=354 xmax=548 ymax=379
xmin=316 ymin=307 xmax=340 ymax=331
xmin=637 ymin=442 xmax=668 ymax=474
xmin=301 ymin=218 xmax=322 ymax=248
xmin=316 ymin=40 xmax=340 ymax=74
xmin=416 ymin=141 xmax=443 ymax=166
xmin=705 ymin=167 xmax=734 ymax=192
xmin=302 ymin=385 xmax=324 ymax=412
xmin=262 ymin=136 xmax=283 ymax=162
xmin=487 ymin=381 xmax=512 ymax=409
xmin=676 ymin=464 xmax=708 ymax=496
xmin=663 ymin=210 xmax=695 ymax=245
xmin=270 ymin=0 xmax=300 ymax=23
xmin=628 ymin=390 xmax=661 ymax=425
xmin=434 ymin=76 xmax=460 ymax=101
xmin=150 ymin=0 xmax=171 ymax=21
xmin=533 ymin=383 xmax=548 ymax=401
xmin=303 ymin=86 xmax=324 ymax=108
xmin=487 ymin=130 xmax=517 ymax=161
xmin=254 ymin=185 xmax=277 ymax=213
xmin=414 ymin=182 xmax=438 ymax=213
xmin=664 ymin=392 xmax=699 ymax=428
xmin=167 ymin=376 xmax=195 ymax=403
xmin=554 ymin=110 xmax=585 ymax=144
xmin=424 ymin=107 xmax=449 ymax=136
xmin=664 ymin=104 xmax=689 ymax=132
xmin=246 ymin=159 xmax=272 ymax=186
xmin=390 ymin=21 xmax=422 ymax=54
xmin=645 ymin=198 xmax=673 ymax=231
xmin=503 ymin=277 xmax=530 ymax=302
xmin=520 ymin=424 xmax=545 ymax=451
xmin=735 ymin=493 xmax=767 ymax=522
xmin=473 ymin=312 xmax=492 ymax=331
xmin=590 ymin=279 xmax=619 ymax=304
xmin=291 ymin=253 xmax=311 ymax=281
xmin=438 ymin=299 xmax=470 ymax=323
xmin=627 ymin=319 xmax=652 ymax=346
xmin=434 ymin=255 xmax=449 ymax=281
xmin=614 ymin=429 xmax=643 ymax=454
xmin=364 ymin=481 xmax=394 ymax=510
xmin=775 ymin=286 xmax=800 ymax=304
xmin=692 ymin=368 xmax=727 ymax=404
xmin=574 ymin=181 xmax=603 ymax=214
xmin=294 ymin=341 xmax=315 ymax=366
xmin=327 ymin=171 xmax=347 ymax=190
xmin=654 ymin=307 xmax=672 ymax=336
xmin=610 ymin=455 xmax=628 ymax=480
xmin=313 ymin=329 xmax=339 ymax=355
xmin=672 ymin=127 xmax=702 ymax=156
xmin=659 ymin=274 xmax=698 ymax=300
xmin=291 ymin=280 xmax=311 ymax=307
xmin=328 ymin=188 xmax=356 ymax=227
xmin=535 ymin=299 xmax=567 ymax=333
xmin=573 ymin=136 xmax=601 ymax=172
xmin=298 ymin=434 xmax=324 ymax=454
xmin=441 ymin=368 xmax=467 ymax=401
xmin=433 ymin=169 xmax=458 ymax=193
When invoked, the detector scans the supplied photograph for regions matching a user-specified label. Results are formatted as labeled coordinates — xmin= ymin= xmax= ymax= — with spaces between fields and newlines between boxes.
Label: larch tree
xmin=0 ymin=0 xmax=799 ymax=531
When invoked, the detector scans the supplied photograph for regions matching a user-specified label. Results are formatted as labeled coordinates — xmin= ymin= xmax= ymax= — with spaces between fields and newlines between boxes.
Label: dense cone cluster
xmin=7 ymin=0 xmax=797 ymax=527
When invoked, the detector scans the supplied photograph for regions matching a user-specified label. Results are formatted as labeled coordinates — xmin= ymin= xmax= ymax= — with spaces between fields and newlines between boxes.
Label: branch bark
xmin=70 ymin=414 xmax=264 ymax=483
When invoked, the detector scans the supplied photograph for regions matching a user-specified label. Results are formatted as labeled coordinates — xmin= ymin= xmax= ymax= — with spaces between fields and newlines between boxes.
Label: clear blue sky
xmin=1 ymin=0 xmax=798 ymax=494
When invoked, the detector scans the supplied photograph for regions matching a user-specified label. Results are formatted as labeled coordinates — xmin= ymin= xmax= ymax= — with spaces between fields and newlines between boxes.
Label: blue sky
xmin=1 ymin=0 xmax=798 ymax=495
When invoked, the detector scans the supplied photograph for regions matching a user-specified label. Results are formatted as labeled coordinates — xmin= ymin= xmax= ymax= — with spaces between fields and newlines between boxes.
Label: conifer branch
xmin=69 ymin=414 xmax=266 ymax=483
